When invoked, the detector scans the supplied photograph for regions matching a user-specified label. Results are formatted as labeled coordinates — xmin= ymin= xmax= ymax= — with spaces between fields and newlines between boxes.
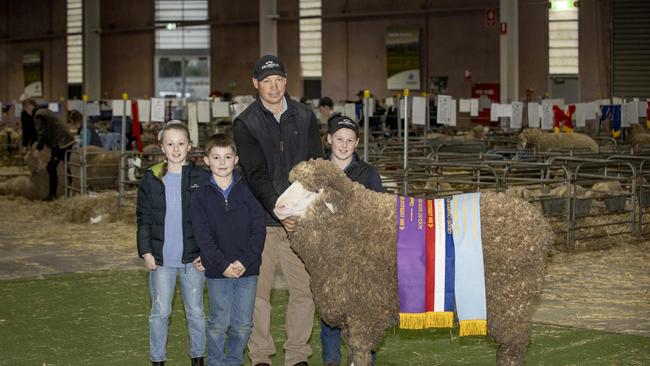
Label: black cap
xmin=328 ymin=115 xmax=359 ymax=136
xmin=253 ymin=55 xmax=287 ymax=81
xmin=318 ymin=97 xmax=333 ymax=108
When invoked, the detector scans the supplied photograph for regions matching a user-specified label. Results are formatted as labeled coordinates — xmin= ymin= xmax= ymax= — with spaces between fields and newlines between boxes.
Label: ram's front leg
xmin=342 ymin=319 xmax=373 ymax=366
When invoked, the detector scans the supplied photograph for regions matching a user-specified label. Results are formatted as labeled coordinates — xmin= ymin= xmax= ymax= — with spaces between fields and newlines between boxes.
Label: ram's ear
xmin=324 ymin=202 xmax=336 ymax=214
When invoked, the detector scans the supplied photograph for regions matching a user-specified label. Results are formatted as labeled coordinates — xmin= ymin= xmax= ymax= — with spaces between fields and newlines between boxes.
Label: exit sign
xmin=551 ymin=0 xmax=578 ymax=11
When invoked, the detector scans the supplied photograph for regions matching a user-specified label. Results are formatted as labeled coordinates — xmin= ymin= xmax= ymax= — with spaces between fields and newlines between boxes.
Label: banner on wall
xmin=386 ymin=27 xmax=421 ymax=90
xmin=23 ymin=51 xmax=43 ymax=97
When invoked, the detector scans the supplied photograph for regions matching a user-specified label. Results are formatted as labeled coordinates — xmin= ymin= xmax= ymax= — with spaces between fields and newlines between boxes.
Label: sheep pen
xmin=274 ymin=159 xmax=554 ymax=366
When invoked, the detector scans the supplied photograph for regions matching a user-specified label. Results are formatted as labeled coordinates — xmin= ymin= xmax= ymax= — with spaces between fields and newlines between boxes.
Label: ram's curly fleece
xmin=288 ymin=159 xmax=553 ymax=366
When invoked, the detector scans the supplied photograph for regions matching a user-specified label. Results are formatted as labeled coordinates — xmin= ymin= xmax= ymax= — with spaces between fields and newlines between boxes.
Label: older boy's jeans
xmin=206 ymin=276 xmax=258 ymax=366
xmin=320 ymin=319 xmax=342 ymax=365
xmin=149 ymin=265 xmax=206 ymax=362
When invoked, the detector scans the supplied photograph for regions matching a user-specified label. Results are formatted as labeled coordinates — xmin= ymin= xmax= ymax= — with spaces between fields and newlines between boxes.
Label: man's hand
xmin=143 ymin=253 xmax=157 ymax=271
xmin=281 ymin=217 xmax=299 ymax=232
xmin=223 ymin=263 xmax=241 ymax=278
xmin=192 ymin=256 xmax=205 ymax=272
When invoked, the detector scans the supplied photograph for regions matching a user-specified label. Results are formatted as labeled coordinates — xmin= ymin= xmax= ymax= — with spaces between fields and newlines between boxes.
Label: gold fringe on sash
xmin=399 ymin=312 xmax=454 ymax=330
xmin=459 ymin=319 xmax=488 ymax=336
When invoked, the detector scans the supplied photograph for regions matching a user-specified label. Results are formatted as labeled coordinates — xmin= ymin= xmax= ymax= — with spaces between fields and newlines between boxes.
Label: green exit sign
xmin=551 ymin=0 xmax=577 ymax=11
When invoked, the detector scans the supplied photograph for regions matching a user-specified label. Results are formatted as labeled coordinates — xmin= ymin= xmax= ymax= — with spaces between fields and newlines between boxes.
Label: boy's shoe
xmin=293 ymin=363 xmax=309 ymax=366
xmin=152 ymin=362 xmax=165 ymax=366
xmin=191 ymin=357 xmax=204 ymax=366
xmin=253 ymin=364 xmax=270 ymax=366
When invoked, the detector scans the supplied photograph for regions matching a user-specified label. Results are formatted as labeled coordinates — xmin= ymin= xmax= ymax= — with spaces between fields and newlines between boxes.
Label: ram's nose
xmin=274 ymin=202 xmax=288 ymax=219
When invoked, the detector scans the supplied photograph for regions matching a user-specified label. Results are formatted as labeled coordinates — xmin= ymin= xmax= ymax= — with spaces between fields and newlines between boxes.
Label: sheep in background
xmin=274 ymin=159 xmax=553 ymax=366
xmin=0 ymin=147 xmax=56 ymax=199
xmin=1 ymin=127 xmax=21 ymax=156
xmin=68 ymin=145 xmax=120 ymax=190
xmin=518 ymin=128 xmax=598 ymax=153
xmin=629 ymin=123 xmax=650 ymax=148
xmin=426 ymin=125 xmax=489 ymax=142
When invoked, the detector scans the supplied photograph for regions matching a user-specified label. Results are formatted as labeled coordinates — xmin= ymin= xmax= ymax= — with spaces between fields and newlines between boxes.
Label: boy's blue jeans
xmin=149 ymin=265 xmax=206 ymax=362
xmin=320 ymin=319 xmax=376 ymax=365
xmin=320 ymin=318 xmax=342 ymax=365
xmin=206 ymin=275 xmax=258 ymax=366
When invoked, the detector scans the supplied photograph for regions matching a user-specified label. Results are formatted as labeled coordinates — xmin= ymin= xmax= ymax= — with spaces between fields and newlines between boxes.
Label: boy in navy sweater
xmin=191 ymin=133 xmax=266 ymax=366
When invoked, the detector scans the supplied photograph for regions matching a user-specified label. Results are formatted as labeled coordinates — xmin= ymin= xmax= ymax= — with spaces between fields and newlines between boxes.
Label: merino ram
xmin=518 ymin=128 xmax=598 ymax=153
xmin=274 ymin=159 xmax=553 ymax=366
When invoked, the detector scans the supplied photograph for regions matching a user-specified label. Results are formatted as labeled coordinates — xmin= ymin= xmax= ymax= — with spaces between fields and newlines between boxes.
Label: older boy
xmin=321 ymin=115 xmax=382 ymax=365
xmin=191 ymin=133 xmax=266 ymax=366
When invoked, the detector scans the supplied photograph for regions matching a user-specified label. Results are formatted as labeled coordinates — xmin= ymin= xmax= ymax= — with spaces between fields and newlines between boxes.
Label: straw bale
xmin=0 ymin=195 xmax=138 ymax=279
xmin=533 ymin=239 xmax=650 ymax=336
xmin=49 ymin=191 xmax=135 ymax=224
xmin=506 ymin=186 xmax=532 ymax=200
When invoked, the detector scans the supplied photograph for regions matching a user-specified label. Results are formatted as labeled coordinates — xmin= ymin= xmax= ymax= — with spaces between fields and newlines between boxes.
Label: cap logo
xmin=338 ymin=119 xmax=356 ymax=127
xmin=261 ymin=60 xmax=280 ymax=70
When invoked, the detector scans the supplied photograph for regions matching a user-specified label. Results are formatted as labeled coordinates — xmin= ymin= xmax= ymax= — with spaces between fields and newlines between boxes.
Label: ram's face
xmin=275 ymin=181 xmax=323 ymax=220
xmin=518 ymin=130 xmax=533 ymax=149
xmin=518 ymin=133 xmax=528 ymax=149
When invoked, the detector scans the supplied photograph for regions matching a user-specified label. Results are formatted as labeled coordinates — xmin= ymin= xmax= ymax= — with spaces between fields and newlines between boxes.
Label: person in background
xmin=233 ymin=54 xmax=323 ymax=366
xmin=317 ymin=97 xmax=336 ymax=127
xmin=68 ymin=110 xmax=103 ymax=148
xmin=20 ymin=98 xmax=38 ymax=150
xmin=191 ymin=133 xmax=266 ymax=366
xmin=23 ymin=98 xmax=75 ymax=201
xmin=321 ymin=115 xmax=382 ymax=366
xmin=136 ymin=121 xmax=209 ymax=366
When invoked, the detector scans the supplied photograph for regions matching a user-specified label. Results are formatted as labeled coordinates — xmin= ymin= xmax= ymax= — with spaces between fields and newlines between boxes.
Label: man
xmin=233 ymin=55 xmax=323 ymax=366
xmin=20 ymin=99 xmax=38 ymax=149
xmin=24 ymin=98 xmax=75 ymax=200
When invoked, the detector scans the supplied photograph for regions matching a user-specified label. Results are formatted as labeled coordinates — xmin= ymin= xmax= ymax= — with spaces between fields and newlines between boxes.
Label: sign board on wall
xmin=471 ymin=83 xmax=500 ymax=124
xmin=386 ymin=27 xmax=421 ymax=90
xmin=23 ymin=51 xmax=43 ymax=97
xmin=486 ymin=9 xmax=496 ymax=26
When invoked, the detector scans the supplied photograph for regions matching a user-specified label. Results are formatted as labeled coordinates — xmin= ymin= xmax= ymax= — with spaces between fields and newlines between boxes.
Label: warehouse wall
xmin=100 ymin=0 xmax=155 ymax=99
xmin=0 ymin=0 xmax=612 ymax=104
xmin=210 ymin=0 xmax=302 ymax=97
xmin=322 ymin=0 xmax=611 ymax=103
xmin=0 ymin=0 xmax=67 ymax=102
xmin=579 ymin=0 xmax=611 ymax=102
